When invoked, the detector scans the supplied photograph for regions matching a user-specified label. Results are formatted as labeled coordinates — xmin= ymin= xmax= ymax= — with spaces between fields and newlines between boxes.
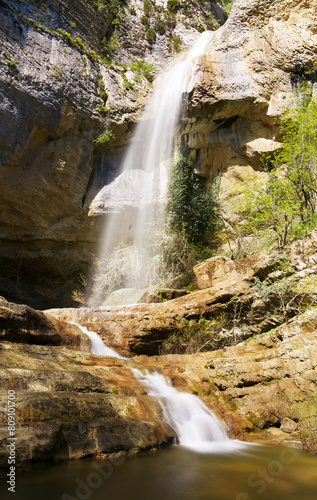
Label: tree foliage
xmin=235 ymin=83 xmax=317 ymax=249
xmin=166 ymin=146 xmax=219 ymax=244
xmin=276 ymin=84 xmax=317 ymax=221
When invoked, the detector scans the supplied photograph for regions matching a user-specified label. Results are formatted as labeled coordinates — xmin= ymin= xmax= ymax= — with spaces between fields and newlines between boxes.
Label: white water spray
xmin=77 ymin=323 xmax=246 ymax=454
xmin=90 ymin=32 xmax=213 ymax=305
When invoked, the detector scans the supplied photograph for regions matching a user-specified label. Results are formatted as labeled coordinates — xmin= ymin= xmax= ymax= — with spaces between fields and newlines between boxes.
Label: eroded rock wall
xmin=180 ymin=0 xmax=317 ymax=210
xmin=0 ymin=0 xmax=226 ymax=308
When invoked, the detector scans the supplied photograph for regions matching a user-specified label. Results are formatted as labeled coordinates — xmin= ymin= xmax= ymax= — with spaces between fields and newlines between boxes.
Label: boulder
xmin=193 ymin=255 xmax=255 ymax=290
xmin=0 ymin=297 xmax=90 ymax=351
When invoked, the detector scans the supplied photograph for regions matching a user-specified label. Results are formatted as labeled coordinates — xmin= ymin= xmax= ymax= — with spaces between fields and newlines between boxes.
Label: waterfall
xmin=76 ymin=323 xmax=246 ymax=454
xmin=90 ymin=32 xmax=213 ymax=306
xmin=71 ymin=322 xmax=124 ymax=359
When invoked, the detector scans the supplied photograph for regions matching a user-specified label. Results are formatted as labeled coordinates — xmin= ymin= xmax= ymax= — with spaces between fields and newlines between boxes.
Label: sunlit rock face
xmin=180 ymin=0 xmax=317 ymax=205
xmin=0 ymin=0 xmax=226 ymax=307
xmin=1 ymin=0 xmax=316 ymax=308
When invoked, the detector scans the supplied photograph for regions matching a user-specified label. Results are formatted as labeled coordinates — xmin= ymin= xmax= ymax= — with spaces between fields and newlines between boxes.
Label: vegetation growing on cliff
xmin=233 ymin=84 xmax=317 ymax=250
xmin=156 ymin=147 xmax=221 ymax=288
xmin=221 ymin=0 xmax=233 ymax=15
xmin=166 ymin=146 xmax=219 ymax=244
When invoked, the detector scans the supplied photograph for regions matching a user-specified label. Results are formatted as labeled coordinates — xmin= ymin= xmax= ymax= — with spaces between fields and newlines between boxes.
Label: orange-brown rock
xmin=0 ymin=297 xmax=90 ymax=352
xmin=135 ymin=308 xmax=317 ymax=453
xmin=0 ymin=342 xmax=175 ymax=469
xmin=193 ymin=255 xmax=255 ymax=290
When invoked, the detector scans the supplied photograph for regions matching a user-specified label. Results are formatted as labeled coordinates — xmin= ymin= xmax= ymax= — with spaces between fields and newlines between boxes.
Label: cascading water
xmin=76 ymin=323 xmax=246 ymax=454
xmin=71 ymin=322 xmax=124 ymax=359
xmin=90 ymin=32 xmax=213 ymax=305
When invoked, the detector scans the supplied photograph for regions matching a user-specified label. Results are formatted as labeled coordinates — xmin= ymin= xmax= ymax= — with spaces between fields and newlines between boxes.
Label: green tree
xmin=236 ymin=172 xmax=300 ymax=249
xmin=276 ymin=84 xmax=317 ymax=222
xmin=235 ymin=83 xmax=317 ymax=249
xmin=166 ymin=146 xmax=219 ymax=244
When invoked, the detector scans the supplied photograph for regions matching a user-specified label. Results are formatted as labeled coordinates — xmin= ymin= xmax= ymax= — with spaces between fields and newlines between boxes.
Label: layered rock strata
xmin=0 ymin=0 xmax=226 ymax=308
xmin=137 ymin=309 xmax=317 ymax=453
xmin=0 ymin=307 xmax=175 ymax=469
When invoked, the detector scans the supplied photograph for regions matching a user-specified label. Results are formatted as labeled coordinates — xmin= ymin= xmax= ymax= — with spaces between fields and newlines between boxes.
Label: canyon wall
xmin=1 ymin=0 xmax=317 ymax=308
xmin=0 ymin=0 xmax=226 ymax=308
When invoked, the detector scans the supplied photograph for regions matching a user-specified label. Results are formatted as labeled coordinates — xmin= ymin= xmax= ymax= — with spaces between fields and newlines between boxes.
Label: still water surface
xmin=3 ymin=444 xmax=317 ymax=500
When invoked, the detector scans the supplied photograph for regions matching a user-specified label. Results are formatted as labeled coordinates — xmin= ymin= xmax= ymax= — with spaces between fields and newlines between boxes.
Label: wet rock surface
xmin=0 ymin=341 xmax=175 ymax=469
xmin=136 ymin=309 xmax=317 ymax=453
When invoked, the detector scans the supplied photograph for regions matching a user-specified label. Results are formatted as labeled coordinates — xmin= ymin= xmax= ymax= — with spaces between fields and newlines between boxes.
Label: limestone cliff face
xmin=1 ymin=0 xmax=316 ymax=308
xmin=180 ymin=0 xmax=317 ymax=212
xmin=0 ymin=0 xmax=226 ymax=308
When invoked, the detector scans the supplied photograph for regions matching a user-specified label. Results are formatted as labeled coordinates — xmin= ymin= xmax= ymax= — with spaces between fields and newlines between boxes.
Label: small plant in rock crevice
xmin=5 ymin=59 xmax=17 ymax=68
xmin=94 ymin=128 xmax=115 ymax=144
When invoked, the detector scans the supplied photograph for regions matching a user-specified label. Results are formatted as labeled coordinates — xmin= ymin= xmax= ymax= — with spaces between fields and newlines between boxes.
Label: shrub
xmin=146 ymin=28 xmax=156 ymax=45
xmin=122 ymin=74 xmax=134 ymax=90
xmin=172 ymin=35 xmax=182 ymax=52
xmin=141 ymin=15 xmax=150 ymax=28
xmin=166 ymin=146 xmax=220 ymax=245
xmin=94 ymin=128 xmax=115 ymax=144
xmin=222 ymin=0 xmax=233 ymax=15
xmin=167 ymin=0 xmax=181 ymax=13
xmin=164 ymin=11 xmax=176 ymax=28
xmin=101 ymin=35 xmax=120 ymax=56
xmin=128 ymin=59 xmax=154 ymax=81
xmin=97 ymin=104 xmax=109 ymax=116
xmin=143 ymin=0 xmax=153 ymax=15
xmin=154 ymin=20 xmax=166 ymax=35
xmin=5 ymin=60 xmax=17 ymax=68
xmin=98 ymin=78 xmax=108 ymax=102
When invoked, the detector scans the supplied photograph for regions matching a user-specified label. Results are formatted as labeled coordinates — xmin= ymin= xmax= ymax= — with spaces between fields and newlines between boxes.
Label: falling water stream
xmin=76 ymin=323 xmax=246 ymax=454
xmin=91 ymin=32 xmax=214 ymax=305
xmin=5 ymin=324 xmax=317 ymax=500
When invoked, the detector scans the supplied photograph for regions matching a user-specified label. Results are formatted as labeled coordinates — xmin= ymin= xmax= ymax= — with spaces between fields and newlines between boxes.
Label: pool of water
xmin=2 ymin=444 xmax=317 ymax=500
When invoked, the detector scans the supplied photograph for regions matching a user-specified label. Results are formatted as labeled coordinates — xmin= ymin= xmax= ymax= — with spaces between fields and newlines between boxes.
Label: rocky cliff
xmin=0 ymin=0 xmax=226 ymax=308
xmin=2 ymin=0 xmax=316 ymax=308
xmin=179 ymin=0 xmax=317 ymax=235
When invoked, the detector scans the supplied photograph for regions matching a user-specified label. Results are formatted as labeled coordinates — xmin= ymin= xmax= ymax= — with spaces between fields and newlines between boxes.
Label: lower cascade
xmin=77 ymin=323 xmax=246 ymax=454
